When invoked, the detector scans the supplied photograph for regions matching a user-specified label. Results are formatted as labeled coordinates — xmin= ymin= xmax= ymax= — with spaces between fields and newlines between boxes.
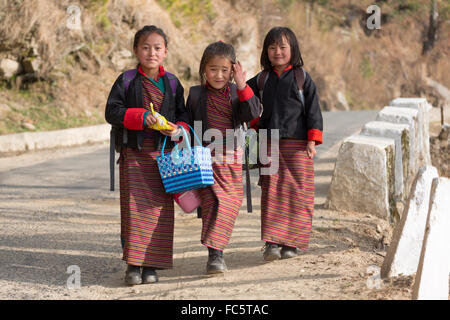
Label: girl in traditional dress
xmin=105 ymin=25 xmax=189 ymax=285
xmin=247 ymin=26 xmax=323 ymax=261
xmin=186 ymin=41 xmax=262 ymax=274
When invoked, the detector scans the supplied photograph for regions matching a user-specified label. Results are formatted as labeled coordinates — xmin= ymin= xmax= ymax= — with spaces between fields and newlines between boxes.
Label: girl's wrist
xmin=236 ymin=82 xmax=246 ymax=90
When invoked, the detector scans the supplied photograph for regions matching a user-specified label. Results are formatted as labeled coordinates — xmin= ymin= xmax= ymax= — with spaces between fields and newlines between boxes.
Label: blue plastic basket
xmin=157 ymin=125 xmax=214 ymax=194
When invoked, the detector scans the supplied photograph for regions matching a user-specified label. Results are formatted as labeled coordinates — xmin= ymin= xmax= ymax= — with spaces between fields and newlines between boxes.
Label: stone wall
xmin=325 ymin=98 xmax=432 ymax=223
xmin=325 ymin=97 xmax=450 ymax=300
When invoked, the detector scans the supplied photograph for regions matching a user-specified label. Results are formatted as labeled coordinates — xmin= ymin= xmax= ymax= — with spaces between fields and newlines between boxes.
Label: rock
xmin=376 ymin=106 xmax=419 ymax=192
xmin=390 ymin=98 xmax=431 ymax=167
xmin=0 ymin=58 xmax=20 ymax=79
xmin=111 ymin=49 xmax=135 ymax=72
xmin=344 ymin=237 xmax=356 ymax=247
xmin=21 ymin=122 xmax=36 ymax=131
xmin=376 ymin=224 xmax=383 ymax=234
xmin=438 ymin=123 xmax=449 ymax=141
xmin=430 ymin=123 xmax=450 ymax=178
xmin=325 ymin=134 xmax=396 ymax=221
xmin=361 ymin=121 xmax=410 ymax=202
xmin=395 ymin=201 xmax=404 ymax=220
xmin=381 ymin=166 xmax=438 ymax=278
xmin=22 ymin=58 xmax=42 ymax=74
xmin=412 ymin=177 xmax=450 ymax=300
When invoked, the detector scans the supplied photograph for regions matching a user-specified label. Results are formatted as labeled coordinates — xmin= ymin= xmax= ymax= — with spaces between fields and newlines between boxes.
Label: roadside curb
xmin=0 ymin=124 xmax=110 ymax=156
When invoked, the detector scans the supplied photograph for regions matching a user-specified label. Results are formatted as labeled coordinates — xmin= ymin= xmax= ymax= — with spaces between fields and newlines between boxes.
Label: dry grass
xmin=0 ymin=0 xmax=449 ymax=134
xmin=283 ymin=0 xmax=449 ymax=110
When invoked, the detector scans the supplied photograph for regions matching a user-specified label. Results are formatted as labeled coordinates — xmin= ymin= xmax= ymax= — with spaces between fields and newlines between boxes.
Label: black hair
xmin=199 ymin=41 xmax=236 ymax=85
xmin=133 ymin=25 xmax=168 ymax=49
xmin=260 ymin=26 xmax=304 ymax=71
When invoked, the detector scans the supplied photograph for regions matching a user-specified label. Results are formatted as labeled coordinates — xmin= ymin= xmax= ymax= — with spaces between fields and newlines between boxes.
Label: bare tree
xmin=422 ymin=0 xmax=439 ymax=55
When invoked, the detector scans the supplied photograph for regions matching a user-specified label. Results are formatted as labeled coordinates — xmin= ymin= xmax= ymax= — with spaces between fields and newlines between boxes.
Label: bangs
xmin=265 ymin=28 xmax=289 ymax=47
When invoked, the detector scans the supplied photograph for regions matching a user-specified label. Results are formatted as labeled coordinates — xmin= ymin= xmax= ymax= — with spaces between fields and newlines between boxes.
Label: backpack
xmin=109 ymin=69 xmax=178 ymax=191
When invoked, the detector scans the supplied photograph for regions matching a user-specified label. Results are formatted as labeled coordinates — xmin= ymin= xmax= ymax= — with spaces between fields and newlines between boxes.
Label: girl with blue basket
xmin=186 ymin=41 xmax=262 ymax=274
xmin=105 ymin=25 xmax=189 ymax=286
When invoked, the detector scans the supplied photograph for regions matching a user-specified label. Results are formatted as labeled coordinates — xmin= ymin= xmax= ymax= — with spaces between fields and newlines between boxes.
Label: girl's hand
xmin=145 ymin=113 xmax=157 ymax=126
xmin=232 ymin=61 xmax=247 ymax=90
xmin=160 ymin=121 xmax=181 ymax=137
xmin=306 ymin=140 xmax=316 ymax=159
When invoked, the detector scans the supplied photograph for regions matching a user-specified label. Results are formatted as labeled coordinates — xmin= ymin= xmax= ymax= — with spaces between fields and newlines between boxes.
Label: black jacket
xmin=105 ymin=71 xmax=189 ymax=151
xmin=247 ymin=67 xmax=323 ymax=141
xmin=186 ymin=83 xmax=262 ymax=147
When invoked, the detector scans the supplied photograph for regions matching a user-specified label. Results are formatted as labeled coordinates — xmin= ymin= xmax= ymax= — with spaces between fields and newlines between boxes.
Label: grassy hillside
xmin=0 ymin=0 xmax=448 ymax=134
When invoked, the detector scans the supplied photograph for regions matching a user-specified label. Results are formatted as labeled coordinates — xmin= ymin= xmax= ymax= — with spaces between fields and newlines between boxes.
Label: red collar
xmin=138 ymin=65 xmax=165 ymax=81
xmin=273 ymin=65 xmax=292 ymax=77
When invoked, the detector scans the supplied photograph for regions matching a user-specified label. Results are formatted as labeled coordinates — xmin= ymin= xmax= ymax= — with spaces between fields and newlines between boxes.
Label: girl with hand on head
xmin=186 ymin=41 xmax=262 ymax=275
xmin=247 ymin=26 xmax=323 ymax=261
xmin=105 ymin=25 xmax=189 ymax=286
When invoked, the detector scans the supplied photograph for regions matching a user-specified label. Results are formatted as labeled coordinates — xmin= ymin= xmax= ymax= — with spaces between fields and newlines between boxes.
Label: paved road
xmin=0 ymin=110 xmax=379 ymax=300
xmin=0 ymin=110 xmax=378 ymax=196
xmin=319 ymin=110 xmax=379 ymax=156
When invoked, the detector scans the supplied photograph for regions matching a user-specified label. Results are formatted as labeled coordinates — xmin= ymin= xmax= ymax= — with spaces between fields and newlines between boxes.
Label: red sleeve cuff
xmin=123 ymin=108 xmax=147 ymax=130
xmin=308 ymin=129 xmax=323 ymax=145
xmin=237 ymin=84 xmax=254 ymax=102
xmin=176 ymin=121 xmax=190 ymax=133
xmin=249 ymin=116 xmax=260 ymax=130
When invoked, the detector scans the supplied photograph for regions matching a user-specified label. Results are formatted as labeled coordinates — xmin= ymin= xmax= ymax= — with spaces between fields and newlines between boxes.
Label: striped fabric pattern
xmin=206 ymin=84 xmax=233 ymax=136
xmin=119 ymin=77 xmax=175 ymax=268
xmin=260 ymin=139 xmax=315 ymax=250
xmin=142 ymin=76 xmax=164 ymax=139
xmin=199 ymin=84 xmax=243 ymax=251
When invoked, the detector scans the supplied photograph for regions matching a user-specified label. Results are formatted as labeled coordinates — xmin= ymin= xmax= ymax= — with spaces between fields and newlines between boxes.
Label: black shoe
xmin=263 ymin=242 xmax=281 ymax=261
xmin=206 ymin=250 xmax=227 ymax=274
xmin=125 ymin=265 xmax=142 ymax=286
xmin=280 ymin=245 xmax=298 ymax=259
xmin=142 ymin=267 xmax=159 ymax=284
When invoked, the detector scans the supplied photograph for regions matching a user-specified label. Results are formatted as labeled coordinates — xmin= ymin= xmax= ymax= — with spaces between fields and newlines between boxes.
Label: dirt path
xmin=0 ymin=142 xmax=414 ymax=300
